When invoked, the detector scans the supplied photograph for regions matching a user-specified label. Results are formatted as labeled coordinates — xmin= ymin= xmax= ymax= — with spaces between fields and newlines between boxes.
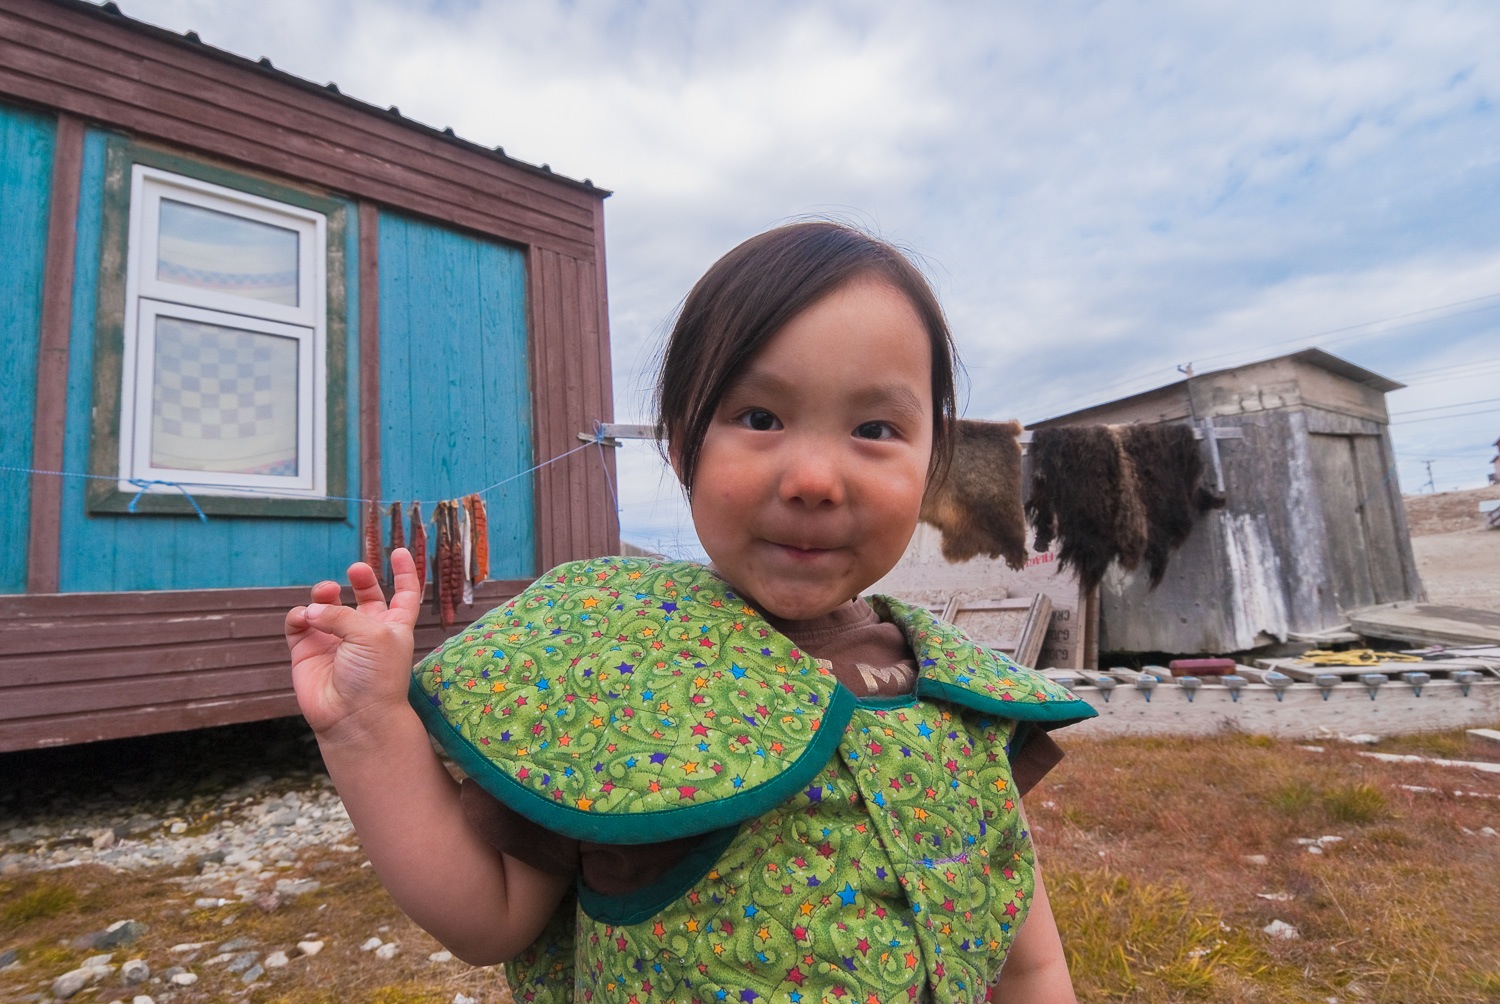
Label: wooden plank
xmin=0 ymin=636 xmax=290 ymax=687
xmin=0 ymin=692 xmax=302 ymax=752
xmin=358 ymin=200 xmax=381 ymax=507
xmin=26 ymin=113 xmax=83 ymax=594
xmin=943 ymin=596 xmax=1053 ymax=669
xmin=1348 ymin=603 xmax=1500 ymax=647
xmin=0 ymin=101 xmax=54 ymax=594
xmin=1308 ymin=433 xmax=1377 ymax=611
xmin=0 ymin=662 xmax=295 ymax=720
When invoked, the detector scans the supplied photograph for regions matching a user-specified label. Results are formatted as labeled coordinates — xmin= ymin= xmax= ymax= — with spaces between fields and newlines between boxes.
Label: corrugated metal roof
xmin=77 ymin=0 xmax=610 ymax=196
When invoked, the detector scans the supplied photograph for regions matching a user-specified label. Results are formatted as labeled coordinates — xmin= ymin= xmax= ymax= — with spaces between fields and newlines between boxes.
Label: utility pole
xmin=1423 ymin=461 xmax=1435 ymax=493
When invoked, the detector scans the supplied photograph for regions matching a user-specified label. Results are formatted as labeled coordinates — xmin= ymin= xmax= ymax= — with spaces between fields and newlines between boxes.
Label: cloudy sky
xmin=120 ymin=0 xmax=1500 ymax=556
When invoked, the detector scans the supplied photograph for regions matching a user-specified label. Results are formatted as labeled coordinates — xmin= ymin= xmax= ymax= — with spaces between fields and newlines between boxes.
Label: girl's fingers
xmin=308 ymin=579 xmax=344 ymax=605
xmin=387 ymin=547 xmax=423 ymax=627
xmin=346 ymin=560 xmax=389 ymax=615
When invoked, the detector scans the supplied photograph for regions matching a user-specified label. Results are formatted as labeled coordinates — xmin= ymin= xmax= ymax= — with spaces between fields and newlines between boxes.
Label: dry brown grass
xmin=1034 ymin=729 xmax=1500 ymax=1003
xmin=4 ymin=721 xmax=1499 ymax=1002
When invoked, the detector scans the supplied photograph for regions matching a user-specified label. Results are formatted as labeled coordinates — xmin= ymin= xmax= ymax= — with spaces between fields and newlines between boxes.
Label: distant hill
xmin=1403 ymin=483 xmax=1500 ymax=536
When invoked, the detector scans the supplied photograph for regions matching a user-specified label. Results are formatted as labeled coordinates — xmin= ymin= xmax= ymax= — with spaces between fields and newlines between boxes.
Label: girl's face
xmin=683 ymin=276 xmax=934 ymax=621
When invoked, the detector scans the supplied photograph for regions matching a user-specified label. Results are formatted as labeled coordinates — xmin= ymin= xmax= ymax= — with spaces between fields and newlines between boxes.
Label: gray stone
xmin=225 ymin=951 xmax=259 ymax=973
xmin=161 ymin=966 xmax=185 ymax=980
xmin=79 ymin=919 xmax=148 ymax=950
xmin=217 ymin=937 xmax=255 ymax=953
xmin=240 ymin=962 xmax=264 ymax=983
xmin=51 ymin=967 xmax=99 ymax=999
xmin=0 ymin=948 xmax=18 ymax=968
xmin=121 ymin=959 xmax=150 ymax=984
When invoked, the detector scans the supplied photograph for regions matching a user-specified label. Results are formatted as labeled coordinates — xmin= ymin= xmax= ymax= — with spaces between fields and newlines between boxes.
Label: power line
xmin=1390 ymin=406 xmax=1500 ymax=425
xmin=1389 ymin=395 xmax=1500 ymax=417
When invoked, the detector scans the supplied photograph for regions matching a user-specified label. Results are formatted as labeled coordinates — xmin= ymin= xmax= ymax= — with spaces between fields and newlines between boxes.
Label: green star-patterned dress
xmin=410 ymin=556 xmax=1095 ymax=1004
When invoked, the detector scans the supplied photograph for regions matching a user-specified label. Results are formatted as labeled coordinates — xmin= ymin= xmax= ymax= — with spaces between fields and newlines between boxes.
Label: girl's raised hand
xmin=285 ymin=546 xmax=424 ymax=740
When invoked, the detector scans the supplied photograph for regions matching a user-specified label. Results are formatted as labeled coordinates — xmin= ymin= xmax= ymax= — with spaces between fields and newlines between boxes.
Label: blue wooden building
xmin=0 ymin=0 xmax=618 ymax=750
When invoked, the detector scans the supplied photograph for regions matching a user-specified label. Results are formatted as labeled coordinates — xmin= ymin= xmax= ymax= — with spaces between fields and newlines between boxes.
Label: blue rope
xmin=127 ymin=479 xmax=207 ymax=521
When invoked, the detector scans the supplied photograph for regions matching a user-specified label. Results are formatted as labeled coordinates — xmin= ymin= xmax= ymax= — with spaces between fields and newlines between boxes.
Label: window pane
xmin=151 ymin=316 xmax=300 ymax=476
xmin=157 ymin=199 xmax=300 ymax=306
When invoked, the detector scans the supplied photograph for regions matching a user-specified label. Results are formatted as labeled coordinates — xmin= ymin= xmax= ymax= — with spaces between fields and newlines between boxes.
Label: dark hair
xmin=656 ymin=221 xmax=960 ymax=494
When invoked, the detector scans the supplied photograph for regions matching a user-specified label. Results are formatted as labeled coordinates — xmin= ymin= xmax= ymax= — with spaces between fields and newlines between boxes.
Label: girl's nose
xmin=779 ymin=444 xmax=844 ymax=507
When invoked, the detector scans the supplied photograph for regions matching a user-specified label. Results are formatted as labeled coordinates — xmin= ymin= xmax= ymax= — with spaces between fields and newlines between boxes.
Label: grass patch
xmin=1050 ymin=869 xmax=1275 ymax=999
xmin=1033 ymin=728 xmax=1500 ymax=1002
xmin=1322 ymin=781 xmax=1387 ymax=824
xmin=0 ymin=879 xmax=78 ymax=926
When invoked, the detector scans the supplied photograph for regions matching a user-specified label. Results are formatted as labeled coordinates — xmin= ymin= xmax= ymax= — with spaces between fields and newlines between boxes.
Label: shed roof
xmin=69 ymin=0 xmax=609 ymax=196
xmin=1035 ymin=347 xmax=1404 ymax=427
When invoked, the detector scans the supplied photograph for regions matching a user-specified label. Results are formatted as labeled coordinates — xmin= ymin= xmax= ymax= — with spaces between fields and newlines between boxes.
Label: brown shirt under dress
xmin=458 ymin=598 xmax=1064 ymax=895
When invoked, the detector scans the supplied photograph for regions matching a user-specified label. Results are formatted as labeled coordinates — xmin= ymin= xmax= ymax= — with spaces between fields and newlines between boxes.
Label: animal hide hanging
xmin=408 ymin=502 xmax=428 ymax=603
xmin=918 ymin=419 xmax=1028 ymax=570
xmin=1024 ymin=425 xmax=1148 ymax=593
xmin=387 ymin=501 xmax=404 ymax=588
xmin=1118 ymin=423 xmax=1227 ymax=588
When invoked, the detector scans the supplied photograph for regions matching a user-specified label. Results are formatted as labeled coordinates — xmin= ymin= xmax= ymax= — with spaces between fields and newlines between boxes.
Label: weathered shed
xmin=0 ymin=0 xmax=617 ymax=750
xmin=1029 ymin=348 xmax=1425 ymax=654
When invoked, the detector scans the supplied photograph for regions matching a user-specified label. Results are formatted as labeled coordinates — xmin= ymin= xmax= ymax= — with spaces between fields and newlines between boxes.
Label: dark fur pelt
xmin=1119 ymin=423 xmax=1227 ymax=587
xmin=919 ymin=419 xmax=1027 ymax=570
xmin=1025 ymin=425 xmax=1149 ymax=592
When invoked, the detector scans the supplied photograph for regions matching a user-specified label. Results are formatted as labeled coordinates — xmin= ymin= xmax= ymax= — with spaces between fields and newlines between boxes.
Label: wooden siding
xmin=26 ymin=113 xmax=83 ymax=594
xmin=0 ymin=101 xmax=53 ymax=593
xmin=0 ymin=580 xmax=525 ymax=752
xmin=56 ymin=128 xmax=366 ymax=591
xmin=529 ymin=243 xmax=619 ymax=569
xmin=0 ymin=0 xmax=601 ymax=261
xmin=377 ymin=212 xmax=535 ymax=576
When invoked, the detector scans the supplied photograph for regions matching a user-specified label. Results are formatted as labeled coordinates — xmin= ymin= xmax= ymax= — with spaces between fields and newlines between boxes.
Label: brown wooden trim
xmin=0 ymin=3 xmax=607 ymax=260
xmin=0 ymin=693 xmax=304 ymax=752
xmin=26 ymin=112 xmax=84 ymax=594
xmin=0 ymin=578 xmax=528 ymax=752
xmin=359 ymin=201 xmax=381 ymax=504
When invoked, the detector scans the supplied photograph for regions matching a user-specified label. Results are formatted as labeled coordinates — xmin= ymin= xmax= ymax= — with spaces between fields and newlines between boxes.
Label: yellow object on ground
xmin=1301 ymin=648 xmax=1422 ymax=665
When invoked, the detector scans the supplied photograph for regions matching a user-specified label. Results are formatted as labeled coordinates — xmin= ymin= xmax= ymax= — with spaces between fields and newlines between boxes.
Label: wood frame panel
xmin=0 ymin=579 xmax=528 ymax=751
xmin=26 ymin=113 xmax=83 ymax=592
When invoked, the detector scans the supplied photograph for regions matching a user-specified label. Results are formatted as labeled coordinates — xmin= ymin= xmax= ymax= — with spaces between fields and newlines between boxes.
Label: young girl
xmin=285 ymin=221 xmax=1095 ymax=1003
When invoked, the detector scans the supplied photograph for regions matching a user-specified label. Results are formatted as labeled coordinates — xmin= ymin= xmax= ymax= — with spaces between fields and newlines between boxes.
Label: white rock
xmin=169 ymin=822 xmax=188 ymax=835
xmin=170 ymin=942 xmax=207 ymax=953
xmin=1263 ymin=919 xmax=1300 ymax=940
xmin=52 ymin=967 xmax=100 ymax=999
xmin=169 ymin=972 xmax=199 ymax=986
xmin=1241 ymin=854 xmax=1269 ymax=866
xmin=429 ymin=950 xmax=454 ymax=963
xmin=264 ymin=951 xmax=289 ymax=969
xmin=375 ymin=942 xmax=399 ymax=960
xmin=1257 ymin=892 xmax=1295 ymax=902
xmin=194 ymin=898 xmax=231 ymax=909
xmin=121 ymin=958 xmax=149 ymax=984
xmin=454 ymin=995 xmax=478 ymax=1004
xmin=1481 ymin=827 xmax=1498 ymax=838
xmin=359 ymin=937 xmax=383 ymax=952
xmin=1317 ymin=835 xmax=1344 ymax=847
xmin=297 ymin=940 xmax=325 ymax=957
xmin=134 ymin=997 xmax=156 ymax=1004
xmin=81 ymin=953 xmax=114 ymax=968
xmin=1341 ymin=733 xmax=1381 ymax=745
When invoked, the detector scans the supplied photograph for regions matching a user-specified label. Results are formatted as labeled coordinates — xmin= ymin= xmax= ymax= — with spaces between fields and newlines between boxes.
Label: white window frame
xmin=117 ymin=165 xmax=328 ymax=499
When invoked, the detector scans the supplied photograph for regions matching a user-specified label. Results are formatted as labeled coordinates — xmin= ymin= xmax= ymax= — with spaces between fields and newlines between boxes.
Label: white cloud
xmin=113 ymin=0 xmax=1500 ymax=521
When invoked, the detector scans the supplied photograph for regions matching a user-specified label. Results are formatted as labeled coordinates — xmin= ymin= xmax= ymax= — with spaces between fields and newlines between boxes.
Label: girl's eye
xmin=739 ymin=409 xmax=781 ymax=432
xmin=854 ymin=421 xmax=894 ymax=441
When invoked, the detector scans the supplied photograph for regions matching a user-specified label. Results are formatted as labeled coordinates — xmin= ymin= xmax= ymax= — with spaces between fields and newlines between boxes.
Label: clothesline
xmin=0 ymin=426 xmax=619 ymax=520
